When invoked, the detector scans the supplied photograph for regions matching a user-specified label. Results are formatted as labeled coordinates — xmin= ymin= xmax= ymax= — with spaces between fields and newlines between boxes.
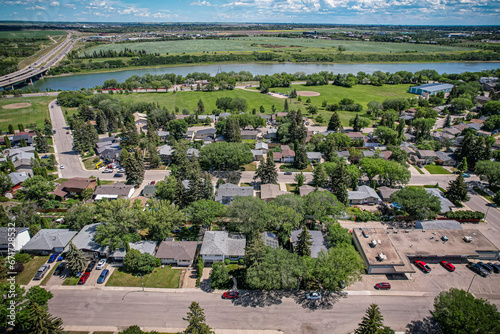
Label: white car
xmin=60 ymin=165 xmax=64 ymax=169
xmin=306 ymin=292 xmax=322 ymax=300
xmin=96 ymin=259 xmax=106 ymax=270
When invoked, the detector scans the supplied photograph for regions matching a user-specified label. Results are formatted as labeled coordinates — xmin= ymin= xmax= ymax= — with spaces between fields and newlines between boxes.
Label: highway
xmin=0 ymin=32 xmax=76 ymax=89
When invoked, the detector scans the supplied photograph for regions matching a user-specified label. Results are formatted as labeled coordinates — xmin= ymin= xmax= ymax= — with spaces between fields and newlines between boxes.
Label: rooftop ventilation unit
xmin=378 ymin=253 xmax=387 ymax=262
xmin=370 ymin=239 xmax=377 ymax=248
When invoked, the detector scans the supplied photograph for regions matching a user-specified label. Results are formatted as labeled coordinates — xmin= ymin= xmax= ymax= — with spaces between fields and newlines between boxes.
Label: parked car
xmin=96 ymin=259 xmax=107 ymax=270
xmin=492 ymin=263 xmax=500 ymax=274
xmin=97 ymin=269 xmax=109 ymax=284
xmin=375 ymin=282 xmax=391 ymax=290
xmin=479 ymin=262 xmax=494 ymax=273
xmin=463 ymin=173 xmax=471 ymax=178
xmin=486 ymin=262 xmax=499 ymax=273
xmin=415 ymin=260 xmax=431 ymax=273
xmin=60 ymin=165 xmax=64 ymax=169
xmin=102 ymin=169 xmax=113 ymax=173
xmin=284 ymin=171 xmax=292 ymax=175
xmin=222 ymin=291 xmax=239 ymax=299
xmin=470 ymin=263 xmax=489 ymax=277
xmin=114 ymin=173 xmax=123 ymax=178
xmin=48 ymin=253 xmax=60 ymax=263
xmin=66 ymin=131 xmax=70 ymax=134
xmin=306 ymin=292 xmax=322 ymax=300
xmin=78 ymin=272 xmax=90 ymax=285
xmin=117 ymin=168 xmax=125 ymax=173
xmin=150 ymin=181 xmax=156 ymax=185
xmin=85 ymin=261 xmax=96 ymax=273
xmin=33 ymin=264 xmax=50 ymax=280
xmin=441 ymin=261 xmax=456 ymax=272
xmin=54 ymin=262 xmax=66 ymax=275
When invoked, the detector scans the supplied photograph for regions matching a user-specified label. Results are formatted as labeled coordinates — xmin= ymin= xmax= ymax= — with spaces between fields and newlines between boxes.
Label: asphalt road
xmin=48 ymin=288 xmax=441 ymax=333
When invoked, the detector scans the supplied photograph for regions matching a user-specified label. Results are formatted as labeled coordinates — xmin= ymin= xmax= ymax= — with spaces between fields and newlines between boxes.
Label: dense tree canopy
xmin=390 ymin=187 xmax=441 ymax=220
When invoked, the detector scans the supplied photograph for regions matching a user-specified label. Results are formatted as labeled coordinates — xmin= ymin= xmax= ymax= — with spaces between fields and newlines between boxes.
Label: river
xmin=32 ymin=62 xmax=500 ymax=91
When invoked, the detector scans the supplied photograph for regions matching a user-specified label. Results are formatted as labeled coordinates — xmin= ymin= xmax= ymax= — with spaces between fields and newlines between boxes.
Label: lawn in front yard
xmin=285 ymin=184 xmax=298 ymax=193
xmin=413 ymin=165 xmax=425 ymax=174
xmin=242 ymin=162 xmax=257 ymax=171
xmin=106 ymin=266 xmax=181 ymax=288
xmin=14 ymin=256 xmax=49 ymax=285
xmin=280 ymin=164 xmax=314 ymax=172
xmin=425 ymin=165 xmax=452 ymax=174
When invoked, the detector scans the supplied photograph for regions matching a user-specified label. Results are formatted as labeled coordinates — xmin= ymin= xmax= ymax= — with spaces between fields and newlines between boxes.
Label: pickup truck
xmin=33 ymin=264 xmax=50 ymax=280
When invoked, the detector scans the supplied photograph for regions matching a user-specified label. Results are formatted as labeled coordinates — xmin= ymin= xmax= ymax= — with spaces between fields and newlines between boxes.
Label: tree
xmin=294 ymin=144 xmax=308 ymax=170
xmin=355 ymin=304 xmax=393 ymax=334
xmin=8 ymin=124 xmax=14 ymax=134
xmin=312 ymin=164 xmax=328 ymax=188
xmin=184 ymin=301 xmax=213 ymax=334
xmin=21 ymin=176 xmax=55 ymax=204
xmin=25 ymin=286 xmax=53 ymax=307
xmin=34 ymin=131 xmax=49 ymax=153
xmin=199 ymin=142 xmax=253 ymax=171
xmin=225 ymin=117 xmax=241 ymax=142
xmin=327 ymin=111 xmax=342 ymax=132
xmin=368 ymin=101 xmax=382 ymax=119
xmin=254 ymin=152 xmax=278 ymax=184
xmin=294 ymin=172 xmax=305 ymax=187
xmin=209 ymin=262 xmax=230 ymax=289
xmin=432 ymin=288 xmax=500 ymax=334
xmin=64 ymin=204 xmax=95 ymax=231
xmin=446 ymin=174 xmax=469 ymax=205
xmin=123 ymin=249 xmax=157 ymax=275
xmin=451 ymin=98 xmax=473 ymax=114
xmin=329 ymin=159 xmax=350 ymax=206
xmin=202 ymin=172 xmax=214 ymax=201
xmin=3 ymin=136 xmax=11 ymax=148
xmin=455 ymin=132 xmax=485 ymax=170
xmin=374 ymin=126 xmax=399 ymax=146
xmin=444 ymin=114 xmax=452 ymax=128
xmin=142 ymin=199 xmax=184 ymax=241
xmin=350 ymin=114 xmax=370 ymax=132
xmin=197 ymin=99 xmax=205 ymax=116
xmin=226 ymin=196 xmax=273 ymax=234
xmin=390 ymin=187 xmax=441 ymax=220
xmin=244 ymin=232 xmax=266 ymax=267
xmin=155 ymin=175 xmax=178 ymax=203
xmin=304 ymin=190 xmax=344 ymax=221
xmin=475 ymin=160 xmax=500 ymax=187
xmin=95 ymin=110 xmax=108 ymax=133
xmin=125 ymin=150 xmax=145 ymax=186
xmin=0 ymin=172 xmax=13 ymax=195
xmin=326 ymin=220 xmax=351 ymax=248
xmin=166 ymin=119 xmax=188 ymax=141
xmin=65 ymin=242 xmax=86 ymax=275
xmin=295 ymin=227 xmax=312 ymax=257
xmin=25 ymin=303 xmax=64 ymax=334
xmin=185 ymin=199 xmax=224 ymax=228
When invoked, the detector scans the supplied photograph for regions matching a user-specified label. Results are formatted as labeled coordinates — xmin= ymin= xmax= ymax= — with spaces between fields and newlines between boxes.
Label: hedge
xmin=444 ymin=211 xmax=485 ymax=220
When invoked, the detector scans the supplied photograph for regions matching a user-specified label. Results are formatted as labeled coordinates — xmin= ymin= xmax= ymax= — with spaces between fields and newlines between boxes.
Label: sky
xmin=1 ymin=0 xmax=499 ymax=25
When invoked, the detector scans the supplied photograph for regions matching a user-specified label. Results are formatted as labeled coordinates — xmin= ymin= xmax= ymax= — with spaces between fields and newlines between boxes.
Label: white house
xmin=0 ymin=227 xmax=30 ymax=256
xmin=200 ymin=231 xmax=246 ymax=264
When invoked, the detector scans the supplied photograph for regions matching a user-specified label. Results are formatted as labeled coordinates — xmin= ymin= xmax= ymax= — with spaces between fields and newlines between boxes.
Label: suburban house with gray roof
xmin=141 ymin=184 xmax=156 ymax=198
xmin=425 ymin=188 xmax=455 ymax=214
xmin=215 ymin=183 xmax=253 ymax=205
xmin=306 ymin=152 xmax=323 ymax=163
xmin=158 ymin=145 xmax=174 ymax=163
xmin=348 ymin=186 xmax=382 ymax=205
xmin=377 ymin=186 xmax=399 ymax=202
xmin=155 ymin=241 xmax=199 ymax=266
xmin=9 ymin=171 xmax=30 ymax=189
xmin=130 ymin=241 xmax=157 ymax=256
xmin=291 ymin=229 xmax=327 ymax=258
xmin=93 ymin=183 xmax=134 ymax=200
xmin=0 ymin=227 xmax=30 ymax=256
xmin=200 ymin=231 xmax=246 ymax=264
xmin=260 ymin=184 xmax=287 ymax=202
xmin=435 ymin=151 xmax=457 ymax=166
xmin=22 ymin=229 xmax=77 ymax=255
xmin=66 ymin=223 xmax=110 ymax=259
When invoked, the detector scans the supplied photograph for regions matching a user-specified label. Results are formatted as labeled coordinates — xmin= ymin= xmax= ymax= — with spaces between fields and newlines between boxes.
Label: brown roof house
xmin=155 ymin=240 xmax=199 ymax=266
xmin=260 ymin=184 xmax=287 ymax=202
xmin=273 ymin=145 xmax=295 ymax=163
xmin=53 ymin=178 xmax=97 ymax=200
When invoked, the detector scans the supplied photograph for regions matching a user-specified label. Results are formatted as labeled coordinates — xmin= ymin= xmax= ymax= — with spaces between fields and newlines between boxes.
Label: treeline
xmin=78 ymin=48 xmax=151 ymax=59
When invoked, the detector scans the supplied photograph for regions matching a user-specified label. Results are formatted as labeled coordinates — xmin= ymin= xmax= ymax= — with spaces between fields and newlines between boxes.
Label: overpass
xmin=0 ymin=32 xmax=77 ymax=89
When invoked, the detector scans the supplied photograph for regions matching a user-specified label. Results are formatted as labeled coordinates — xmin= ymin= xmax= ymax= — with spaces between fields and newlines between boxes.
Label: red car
xmin=441 ymin=261 xmax=456 ymax=272
xmin=375 ymin=282 xmax=391 ymax=290
xmin=78 ymin=272 xmax=90 ymax=285
xmin=150 ymin=181 xmax=156 ymax=185
xmin=222 ymin=291 xmax=239 ymax=299
xmin=415 ymin=260 xmax=432 ymax=273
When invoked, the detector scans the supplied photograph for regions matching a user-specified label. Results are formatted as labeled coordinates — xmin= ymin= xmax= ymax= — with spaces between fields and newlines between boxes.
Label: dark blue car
xmin=97 ymin=269 xmax=109 ymax=284
xmin=48 ymin=253 xmax=60 ymax=263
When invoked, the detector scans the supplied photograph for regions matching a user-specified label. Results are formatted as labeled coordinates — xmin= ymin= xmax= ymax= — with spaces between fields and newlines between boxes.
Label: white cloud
xmin=191 ymin=0 xmax=212 ymax=5
xmin=50 ymin=1 xmax=60 ymax=6
xmin=25 ymin=5 xmax=46 ymax=10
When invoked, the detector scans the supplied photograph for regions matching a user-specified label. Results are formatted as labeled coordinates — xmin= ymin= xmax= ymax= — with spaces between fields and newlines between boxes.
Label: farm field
xmin=0 ymin=95 xmax=54 ymax=132
xmin=81 ymin=37 xmax=476 ymax=57
xmin=0 ymin=30 xmax=67 ymax=40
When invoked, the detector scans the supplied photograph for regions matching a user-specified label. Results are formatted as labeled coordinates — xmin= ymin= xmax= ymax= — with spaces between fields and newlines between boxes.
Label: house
xmin=425 ymin=188 xmax=455 ymax=213
xmin=265 ymin=128 xmax=278 ymax=140
xmin=412 ymin=150 xmax=437 ymax=165
xmin=129 ymin=241 xmax=157 ymax=256
xmin=187 ymin=148 xmax=199 ymax=161
xmin=134 ymin=112 xmax=148 ymax=129
xmin=194 ymin=128 xmax=216 ymax=140
xmin=67 ymin=223 xmax=110 ymax=259
xmin=469 ymin=119 xmax=485 ymax=126
xmin=476 ymin=96 xmax=491 ymax=106
xmin=435 ymin=151 xmax=457 ymax=166
xmin=442 ymin=127 xmax=461 ymax=136
xmin=240 ymin=129 xmax=260 ymax=140
xmin=291 ymin=229 xmax=327 ymax=258
xmin=200 ymin=231 xmax=246 ymax=264
xmin=0 ymin=227 xmax=30 ymax=256
xmin=298 ymin=185 xmax=328 ymax=197
xmin=348 ymin=186 xmax=382 ymax=205
xmin=155 ymin=241 xmax=199 ymax=266
xmin=93 ymin=183 xmax=134 ymax=200
xmin=53 ymin=178 xmax=97 ymax=200
xmin=306 ymin=152 xmax=322 ymax=163
xmin=202 ymin=136 xmax=214 ymax=145
xmin=22 ymin=229 xmax=77 ymax=255
xmin=251 ymin=149 xmax=264 ymax=161
xmin=141 ymin=185 xmax=156 ymax=198
xmin=377 ymin=186 xmax=399 ymax=202
xmin=100 ymin=148 xmax=122 ymax=163
xmin=158 ymin=131 xmax=170 ymax=141
xmin=158 ymin=145 xmax=174 ymax=163
xmin=260 ymin=184 xmax=286 ymax=202
xmin=273 ymin=145 xmax=295 ymax=163
xmin=9 ymin=171 xmax=30 ymax=189
xmin=215 ymin=183 xmax=253 ymax=205
xmin=261 ymin=232 xmax=279 ymax=249
xmin=477 ymin=130 xmax=492 ymax=138
xmin=336 ymin=150 xmax=350 ymax=160
xmin=255 ymin=142 xmax=269 ymax=152
xmin=12 ymin=132 xmax=34 ymax=146
xmin=183 ymin=130 xmax=195 ymax=141
xmin=219 ymin=112 xmax=232 ymax=119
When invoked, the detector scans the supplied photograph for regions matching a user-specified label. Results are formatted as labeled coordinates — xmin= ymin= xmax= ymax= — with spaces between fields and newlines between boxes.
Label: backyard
xmin=105 ymin=266 xmax=182 ymax=288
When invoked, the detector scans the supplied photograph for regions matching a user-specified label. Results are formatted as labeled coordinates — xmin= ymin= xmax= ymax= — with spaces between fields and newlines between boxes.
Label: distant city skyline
xmin=0 ymin=0 xmax=499 ymax=26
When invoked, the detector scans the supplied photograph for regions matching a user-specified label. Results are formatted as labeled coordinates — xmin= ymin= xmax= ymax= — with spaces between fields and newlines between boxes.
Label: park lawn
xmin=15 ymin=256 xmax=50 ymax=285
xmin=0 ymin=96 xmax=54 ymax=133
xmin=62 ymin=276 xmax=79 ymax=286
xmin=113 ymin=89 xmax=290 ymax=116
xmin=106 ymin=267 xmax=181 ymax=288
xmin=425 ymin=165 xmax=452 ymax=174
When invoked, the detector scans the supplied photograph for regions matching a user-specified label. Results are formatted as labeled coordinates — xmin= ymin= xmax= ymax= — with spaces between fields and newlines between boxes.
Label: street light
xmin=485 ymin=204 xmax=498 ymax=223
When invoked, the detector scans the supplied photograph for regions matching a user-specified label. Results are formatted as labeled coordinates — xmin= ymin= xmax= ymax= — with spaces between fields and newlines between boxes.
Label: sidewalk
xmin=63 ymin=325 xmax=285 ymax=334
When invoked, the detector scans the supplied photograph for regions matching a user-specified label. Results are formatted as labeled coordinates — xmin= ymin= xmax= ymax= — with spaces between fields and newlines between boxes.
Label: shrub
xmin=13 ymin=262 xmax=24 ymax=274
xmin=224 ymin=259 xmax=230 ymax=265
xmin=0 ymin=197 xmax=9 ymax=202
xmin=444 ymin=211 xmax=485 ymax=220
xmin=353 ymin=211 xmax=381 ymax=222
xmin=14 ymin=253 xmax=32 ymax=263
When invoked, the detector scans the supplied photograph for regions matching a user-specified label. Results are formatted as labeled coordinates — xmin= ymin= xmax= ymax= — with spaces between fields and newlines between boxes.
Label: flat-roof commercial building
xmin=353 ymin=227 xmax=499 ymax=275
xmin=408 ymin=83 xmax=454 ymax=96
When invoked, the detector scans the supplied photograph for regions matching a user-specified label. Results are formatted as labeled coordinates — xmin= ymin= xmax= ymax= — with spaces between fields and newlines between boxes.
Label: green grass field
xmin=0 ymin=96 xmax=54 ymax=132
xmin=15 ymin=256 xmax=49 ymax=285
xmin=106 ymin=267 xmax=181 ymax=288
xmin=82 ymin=37 xmax=476 ymax=56
xmin=424 ymin=165 xmax=452 ymax=174
xmin=0 ymin=30 xmax=67 ymax=40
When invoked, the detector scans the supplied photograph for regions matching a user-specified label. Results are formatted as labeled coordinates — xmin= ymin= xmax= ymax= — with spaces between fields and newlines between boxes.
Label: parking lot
xmin=350 ymin=262 xmax=500 ymax=299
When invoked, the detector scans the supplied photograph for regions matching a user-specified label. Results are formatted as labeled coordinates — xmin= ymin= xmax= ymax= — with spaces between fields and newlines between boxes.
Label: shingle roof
xmin=215 ymin=183 xmax=253 ymax=203
xmin=348 ymin=186 xmax=381 ymax=201
xmin=130 ymin=241 xmax=157 ymax=255
xmin=155 ymin=241 xmax=198 ymax=261
xmin=291 ymin=229 xmax=327 ymax=258
xmin=66 ymin=223 xmax=108 ymax=254
xmin=260 ymin=184 xmax=286 ymax=200
xmin=425 ymin=188 xmax=455 ymax=213
xmin=200 ymin=231 xmax=246 ymax=257
xmin=306 ymin=152 xmax=322 ymax=160
xmin=377 ymin=186 xmax=399 ymax=200
xmin=435 ymin=151 xmax=455 ymax=162
xmin=94 ymin=183 xmax=134 ymax=199
xmin=9 ymin=172 xmax=29 ymax=185
xmin=142 ymin=185 xmax=156 ymax=197
xmin=22 ymin=229 xmax=77 ymax=252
